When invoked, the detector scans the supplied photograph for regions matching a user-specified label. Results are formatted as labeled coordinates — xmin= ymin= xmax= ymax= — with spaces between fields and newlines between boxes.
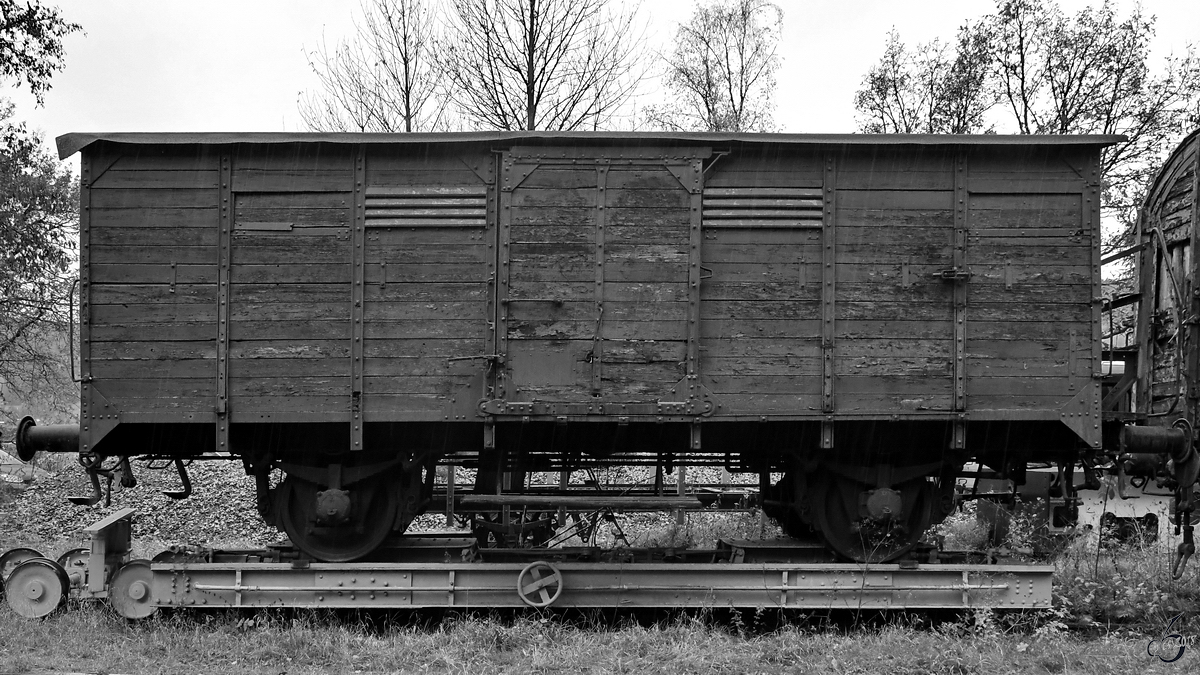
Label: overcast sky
xmin=5 ymin=0 xmax=1199 ymax=154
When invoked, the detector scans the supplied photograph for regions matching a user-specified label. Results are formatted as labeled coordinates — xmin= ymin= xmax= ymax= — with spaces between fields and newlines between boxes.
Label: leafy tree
xmin=643 ymin=0 xmax=782 ymax=132
xmin=0 ymin=0 xmax=80 ymax=438
xmin=989 ymin=0 xmax=1200 ymax=246
xmin=299 ymin=0 xmax=449 ymax=132
xmin=854 ymin=0 xmax=1200 ymax=249
xmin=0 ymin=0 xmax=81 ymax=104
xmin=439 ymin=0 xmax=647 ymax=131
xmin=0 ymin=100 xmax=77 ymax=428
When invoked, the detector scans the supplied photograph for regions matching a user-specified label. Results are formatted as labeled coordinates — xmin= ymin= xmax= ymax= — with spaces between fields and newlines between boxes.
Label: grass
xmin=6 ymin=476 xmax=1200 ymax=673
xmin=0 ymin=605 xmax=1191 ymax=674
xmin=933 ymin=498 xmax=1200 ymax=627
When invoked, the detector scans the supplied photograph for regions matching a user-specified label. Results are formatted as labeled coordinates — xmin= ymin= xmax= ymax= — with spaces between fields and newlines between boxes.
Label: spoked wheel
xmin=810 ymin=472 xmax=935 ymax=563
xmin=5 ymin=558 xmax=69 ymax=618
xmin=109 ymin=560 xmax=158 ymax=620
xmin=279 ymin=475 xmax=397 ymax=562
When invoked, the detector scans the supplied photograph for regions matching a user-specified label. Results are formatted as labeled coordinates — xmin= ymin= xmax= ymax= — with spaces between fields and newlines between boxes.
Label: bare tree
xmin=643 ymin=0 xmax=782 ymax=133
xmin=439 ymin=0 xmax=646 ymax=131
xmin=989 ymin=0 xmax=1200 ymax=245
xmin=853 ymin=25 xmax=993 ymax=134
xmin=299 ymin=0 xmax=448 ymax=132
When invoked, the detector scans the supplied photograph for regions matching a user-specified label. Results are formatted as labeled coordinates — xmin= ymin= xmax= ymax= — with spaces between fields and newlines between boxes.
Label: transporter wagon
xmin=12 ymin=131 xmax=1193 ymax=574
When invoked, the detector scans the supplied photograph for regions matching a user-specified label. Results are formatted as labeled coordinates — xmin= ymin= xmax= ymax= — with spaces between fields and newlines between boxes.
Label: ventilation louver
xmin=702 ymin=187 xmax=823 ymax=228
xmin=365 ymin=186 xmax=487 ymax=227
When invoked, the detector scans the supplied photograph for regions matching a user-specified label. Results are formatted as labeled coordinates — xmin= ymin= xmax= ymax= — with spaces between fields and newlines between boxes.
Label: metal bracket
xmin=81 ymin=383 xmax=121 ymax=454
xmin=665 ymin=159 xmax=704 ymax=194
xmin=1058 ymin=381 xmax=1102 ymax=448
xmin=501 ymin=161 xmax=538 ymax=192
xmin=821 ymin=417 xmax=835 ymax=449
xmin=459 ymin=156 xmax=495 ymax=185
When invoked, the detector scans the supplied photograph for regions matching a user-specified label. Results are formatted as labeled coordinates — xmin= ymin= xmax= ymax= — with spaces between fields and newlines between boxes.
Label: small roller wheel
xmin=5 ymin=558 xmax=69 ymax=618
xmin=109 ymin=559 xmax=158 ymax=620
xmin=516 ymin=561 xmax=563 ymax=608
xmin=1 ymin=547 xmax=44 ymax=593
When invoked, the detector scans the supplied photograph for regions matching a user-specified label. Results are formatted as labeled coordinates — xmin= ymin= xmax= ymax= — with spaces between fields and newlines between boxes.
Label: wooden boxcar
xmin=23 ymin=132 xmax=1124 ymax=561
xmin=1131 ymin=128 xmax=1200 ymax=418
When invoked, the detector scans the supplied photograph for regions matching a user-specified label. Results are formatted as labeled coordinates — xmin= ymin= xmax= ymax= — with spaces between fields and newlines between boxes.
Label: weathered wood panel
xmin=90 ymin=169 xmax=219 ymax=190
xmin=91 ymin=189 xmax=215 ymax=209
xmin=91 ymin=245 xmax=214 ymax=265
xmin=90 ymin=206 xmax=218 ymax=229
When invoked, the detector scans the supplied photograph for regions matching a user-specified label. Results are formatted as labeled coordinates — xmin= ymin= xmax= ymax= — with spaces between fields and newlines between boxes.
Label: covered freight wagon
xmin=17 ymin=132 xmax=1120 ymax=562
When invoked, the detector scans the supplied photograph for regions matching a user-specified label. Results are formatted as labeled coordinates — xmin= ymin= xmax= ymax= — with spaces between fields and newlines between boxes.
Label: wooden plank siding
xmin=698 ymin=145 xmax=1093 ymax=415
xmin=963 ymin=148 xmax=1094 ymax=411
xmin=503 ymin=160 xmax=693 ymax=402
xmin=361 ymin=148 xmax=493 ymax=418
xmin=224 ymin=146 xmax=353 ymax=417
xmin=1142 ymin=132 xmax=1198 ymax=414
xmin=77 ymin=137 xmax=1102 ymax=437
xmin=87 ymin=145 xmax=221 ymax=416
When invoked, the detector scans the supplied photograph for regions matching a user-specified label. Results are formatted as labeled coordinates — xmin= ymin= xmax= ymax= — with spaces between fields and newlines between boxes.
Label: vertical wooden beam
xmin=496 ymin=157 xmax=515 ymax=400
xmin=686 ymin=157 xmax=704 ymax=400
xmin=485 ymin=153 xmax=500 ymax=402
xmin=1087 ymin=149 xmax=1103 ymax=447
xmin=952 ymin=151 xmax=968 ymax=415
xmin=350 ymin=146 xmax=366 ymax=451
xmin=593 ymin=162 xmax=609 ymax=395
xmin=1136 ymin=203 xmax=1155 ymax=414
xmin=821 ymin=153 xmax=837 ymax=419
xmin=445 ymin=465 xmax=456 ymax=527
xmin=1187 ymin=142 xmax=1200 ymax=415
xmin=215 ymin=152 xmax=232 ymax=453
xmin=78 ymin=153 xmax=93 ymax=454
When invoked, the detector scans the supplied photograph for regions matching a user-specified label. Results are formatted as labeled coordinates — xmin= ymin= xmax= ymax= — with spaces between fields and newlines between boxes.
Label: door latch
xmin=932 ymin=267 xmax=973 ymax=282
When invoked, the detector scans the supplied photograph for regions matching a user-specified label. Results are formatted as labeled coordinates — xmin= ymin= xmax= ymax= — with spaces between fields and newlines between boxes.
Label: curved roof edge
xmin=56 ymin=130 xmax=1127 ymax=160
xmin=1140 ymin=127 xmax=1200 ymax=217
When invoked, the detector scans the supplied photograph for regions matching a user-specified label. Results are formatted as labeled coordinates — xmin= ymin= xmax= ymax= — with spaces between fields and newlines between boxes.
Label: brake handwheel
xmin=516 ymin=561 xmax=563 ymax=608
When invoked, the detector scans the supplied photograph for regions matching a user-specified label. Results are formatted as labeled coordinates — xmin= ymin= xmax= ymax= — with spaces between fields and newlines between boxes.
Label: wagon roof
xmin=56 ymin=131 xmax=1126 ymax=160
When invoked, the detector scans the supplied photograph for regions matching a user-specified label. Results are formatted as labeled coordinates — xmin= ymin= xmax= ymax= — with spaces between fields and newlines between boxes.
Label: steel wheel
xmin=109 ymin=560 xmax=158 ymax=620
xmin=5 ymin=558 xmax=68 ymax=618
xmin=811 ymin=472 xmax=933 ymax=563
xmin=279 ymin=475 xmax=397 ymax=562
xmin=1 ymin=547 xmax=44 ymax=588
